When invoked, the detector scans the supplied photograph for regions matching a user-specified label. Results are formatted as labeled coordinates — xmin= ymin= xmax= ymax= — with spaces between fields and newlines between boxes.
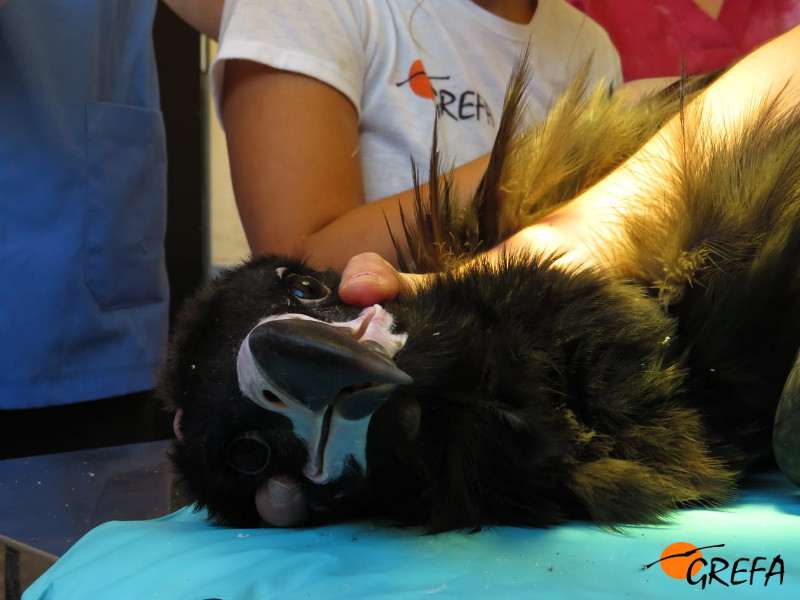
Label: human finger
xmin=338 ymin=252 xmax=424 ymax=306
xmin=254 ymin=475 xmax=309 ymax=527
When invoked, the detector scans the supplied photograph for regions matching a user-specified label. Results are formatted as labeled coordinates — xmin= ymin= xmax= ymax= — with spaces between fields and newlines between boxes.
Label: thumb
xmin=338 ymin=252 xmax=417 ymax=306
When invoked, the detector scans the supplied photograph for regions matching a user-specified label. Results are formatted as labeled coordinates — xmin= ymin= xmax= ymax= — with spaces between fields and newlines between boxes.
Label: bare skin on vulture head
xmin=241 ymin=308 xmax=412 ymax=527
xmin=238 ymin=304 xmax=411 ymax=483
xmin=236 ymin=253 xmax=417 ymax=528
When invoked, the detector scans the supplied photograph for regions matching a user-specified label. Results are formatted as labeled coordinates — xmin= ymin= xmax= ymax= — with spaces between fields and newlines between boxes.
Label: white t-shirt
xmin=212 ymin=0 xmax=622 ymax=203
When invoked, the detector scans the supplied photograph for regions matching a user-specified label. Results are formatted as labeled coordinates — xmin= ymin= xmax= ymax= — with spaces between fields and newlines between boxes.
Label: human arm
xmin=221 ymin=59 xmax=490 ymax=272
xmin=339 ymin=24 xmax=800 ymax=305
xmin=508 ymin=23 xmax=800 ymax=274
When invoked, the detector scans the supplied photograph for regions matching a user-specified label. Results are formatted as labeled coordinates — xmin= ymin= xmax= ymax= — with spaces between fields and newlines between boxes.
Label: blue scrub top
xmin=0 ymin=0 xmax=169 ymax=408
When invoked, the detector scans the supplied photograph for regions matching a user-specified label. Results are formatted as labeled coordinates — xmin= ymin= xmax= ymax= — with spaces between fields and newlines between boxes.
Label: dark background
xmin=155 ymin=4 xmax=206 ymax=321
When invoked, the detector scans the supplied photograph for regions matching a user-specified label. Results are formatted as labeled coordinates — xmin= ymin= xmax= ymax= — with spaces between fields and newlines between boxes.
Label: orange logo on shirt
xmin=396 ymin=59 xmax=446 ymax=99
xmin=396 ymin=59 xmax=494 ymax=125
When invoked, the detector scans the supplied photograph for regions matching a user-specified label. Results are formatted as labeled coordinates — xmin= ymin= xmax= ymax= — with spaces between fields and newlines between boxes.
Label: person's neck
xmin=470 ymin=0 xmax=537 ymax=24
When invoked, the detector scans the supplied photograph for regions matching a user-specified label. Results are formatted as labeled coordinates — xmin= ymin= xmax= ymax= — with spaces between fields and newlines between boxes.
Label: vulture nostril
xmin=261 ymin=389 xmax=288 ymax=409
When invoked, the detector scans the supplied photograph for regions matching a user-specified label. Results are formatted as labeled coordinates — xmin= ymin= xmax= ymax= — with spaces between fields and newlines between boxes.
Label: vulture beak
xmin=237 ymin=305 xmax=411 ymax=483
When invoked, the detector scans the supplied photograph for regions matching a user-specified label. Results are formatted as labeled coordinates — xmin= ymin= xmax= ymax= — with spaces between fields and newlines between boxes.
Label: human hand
xmin=254 ymin=476 xmax=309 ymax=527
xmin=337 ymin=217 xmax=601 ymax=312
xmin=338 ymin=252 xmax=428 ymax=307
xmin=490 ymin=220 xmax=601 ymax=273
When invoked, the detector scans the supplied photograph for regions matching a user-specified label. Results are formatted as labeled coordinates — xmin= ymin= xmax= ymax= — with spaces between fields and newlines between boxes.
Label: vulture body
xmin=163 ymin=65 xmax=800 ymax=533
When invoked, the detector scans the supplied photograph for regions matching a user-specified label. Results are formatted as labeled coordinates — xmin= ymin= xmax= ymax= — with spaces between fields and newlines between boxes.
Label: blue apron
xmin=0 ymin=0 xmax=169 ymax=408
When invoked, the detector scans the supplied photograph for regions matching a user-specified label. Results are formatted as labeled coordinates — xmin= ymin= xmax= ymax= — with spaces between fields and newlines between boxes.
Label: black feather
xmin=160 ymin=62 xmax=800 ymax=533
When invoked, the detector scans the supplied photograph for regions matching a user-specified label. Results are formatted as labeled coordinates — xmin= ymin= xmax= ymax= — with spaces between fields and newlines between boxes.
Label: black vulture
xmin=161 ymin=63 xmax=800 ymax=533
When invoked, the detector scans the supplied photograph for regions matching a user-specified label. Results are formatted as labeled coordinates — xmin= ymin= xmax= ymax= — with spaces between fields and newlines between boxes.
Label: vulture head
xmin=165 ymin=257 xmax=406 ymax=526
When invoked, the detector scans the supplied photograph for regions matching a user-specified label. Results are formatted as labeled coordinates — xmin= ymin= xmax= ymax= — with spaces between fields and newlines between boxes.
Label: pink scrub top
xmin=570 ymin=0 xmax=800 ymax=80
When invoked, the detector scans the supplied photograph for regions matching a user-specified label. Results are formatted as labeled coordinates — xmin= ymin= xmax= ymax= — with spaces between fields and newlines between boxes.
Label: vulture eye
xmin=284 ymin=273 xmax=331 ymax=304
xmin=224 ymin=432 xmax=272 ymax=475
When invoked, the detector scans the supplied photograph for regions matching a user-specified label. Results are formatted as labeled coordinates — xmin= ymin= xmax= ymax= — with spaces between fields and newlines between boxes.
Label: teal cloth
xmin=24 ymin=471 xmax=800 ymax=599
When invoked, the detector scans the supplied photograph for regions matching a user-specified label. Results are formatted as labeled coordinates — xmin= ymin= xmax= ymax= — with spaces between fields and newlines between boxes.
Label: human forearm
xmin=294 ymin=154 xmax=490 ymax=272
xmin=501 ymin=24 xmax=800 ymax=274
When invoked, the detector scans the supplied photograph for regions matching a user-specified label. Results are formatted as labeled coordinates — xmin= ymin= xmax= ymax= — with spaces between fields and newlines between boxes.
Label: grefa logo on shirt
xmin=396 ymin=59 xmax=495 ymax=126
